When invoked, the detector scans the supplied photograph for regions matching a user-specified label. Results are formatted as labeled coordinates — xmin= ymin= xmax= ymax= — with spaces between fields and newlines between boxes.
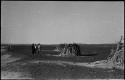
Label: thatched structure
xmin=107 ymin=36 xmax=124 ymax=69
xmin=59 ymin=43 xmax=81 ymax=56
xmin=76 ymin=36 xmax=124 ymax=70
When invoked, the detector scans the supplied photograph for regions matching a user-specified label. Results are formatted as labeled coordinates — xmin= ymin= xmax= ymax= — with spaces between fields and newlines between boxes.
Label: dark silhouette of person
xmin=32 ymin=43 xmax=37 ymax=56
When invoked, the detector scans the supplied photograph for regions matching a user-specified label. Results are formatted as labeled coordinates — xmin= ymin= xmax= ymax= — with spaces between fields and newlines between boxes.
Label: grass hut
xmin=59 ymin=43 xmax=81 ymax=56
xmin=107 ymin=36 xmax=124 ymax=69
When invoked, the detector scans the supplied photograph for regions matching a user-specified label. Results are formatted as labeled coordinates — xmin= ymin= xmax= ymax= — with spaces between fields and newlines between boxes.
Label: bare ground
xmin=1 ymin=47 xmax=124 ymax=79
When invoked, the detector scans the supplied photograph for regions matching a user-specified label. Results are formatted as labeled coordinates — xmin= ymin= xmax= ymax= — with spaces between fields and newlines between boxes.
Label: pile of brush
xmin=107 ymin=36 xmax=124 ymax=69
xmin=59 ymin=43 xmax=81 ymax=56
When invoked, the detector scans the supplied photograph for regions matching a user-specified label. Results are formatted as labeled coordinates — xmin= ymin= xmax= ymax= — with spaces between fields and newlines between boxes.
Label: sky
xmin=1 ymin=1 xmax=124 ymax=44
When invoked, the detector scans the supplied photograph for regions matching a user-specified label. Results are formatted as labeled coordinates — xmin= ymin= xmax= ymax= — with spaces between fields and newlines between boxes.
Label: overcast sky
xmin=1 ymin=1 xmax=124 ymax=44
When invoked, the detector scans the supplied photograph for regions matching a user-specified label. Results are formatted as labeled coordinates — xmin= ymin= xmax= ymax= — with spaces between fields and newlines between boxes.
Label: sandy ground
xmin=1 ymin=53 xmax=124 ymax=79
xmin=1 ymin=49 xmax=32 ymax=79
xmin=1 ymin=71 xmax=32 ymax=79
xmin=1 ymin=54 xmax=21 ymax=66
xmin=0 ymin=53 xmax=116 ymax=79
xmin=30 ymin=60 xmax=113 ymax=69
xmin=1 ymin=48 xmax=124 ymax=79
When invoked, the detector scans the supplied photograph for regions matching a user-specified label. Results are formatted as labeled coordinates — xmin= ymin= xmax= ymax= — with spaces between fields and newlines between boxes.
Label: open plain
xmin=1 ymin=44 xmax=124 ymax=79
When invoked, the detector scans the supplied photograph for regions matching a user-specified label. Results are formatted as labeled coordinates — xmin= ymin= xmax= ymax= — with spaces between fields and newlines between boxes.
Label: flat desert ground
xmin=1 ymin=44 xmax=124 ymax=79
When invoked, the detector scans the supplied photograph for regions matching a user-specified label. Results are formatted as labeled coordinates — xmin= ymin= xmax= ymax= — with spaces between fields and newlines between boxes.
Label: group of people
xmin=32 ymin=43 xmax=41 ymax=56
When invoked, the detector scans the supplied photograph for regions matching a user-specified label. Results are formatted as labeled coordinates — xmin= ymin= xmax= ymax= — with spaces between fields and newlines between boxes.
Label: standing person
xmin=32 ymin=43 xmax=35 ymax=56
xmin=32 ymin=43 xmax=37 ymax=56
xmin=34 ymin=44 xmax=37 ymax=54
xmin=37 ymin=43 xmax=41 ymax=54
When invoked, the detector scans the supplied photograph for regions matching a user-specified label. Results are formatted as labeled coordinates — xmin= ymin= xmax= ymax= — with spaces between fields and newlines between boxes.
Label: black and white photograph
xmin=1 ymin=1 xmax=124 ymax=80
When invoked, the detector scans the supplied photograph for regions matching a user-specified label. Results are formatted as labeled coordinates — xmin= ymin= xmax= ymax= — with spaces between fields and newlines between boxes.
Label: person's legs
xmin=32 ymin=49 xmax=35 ymax=57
